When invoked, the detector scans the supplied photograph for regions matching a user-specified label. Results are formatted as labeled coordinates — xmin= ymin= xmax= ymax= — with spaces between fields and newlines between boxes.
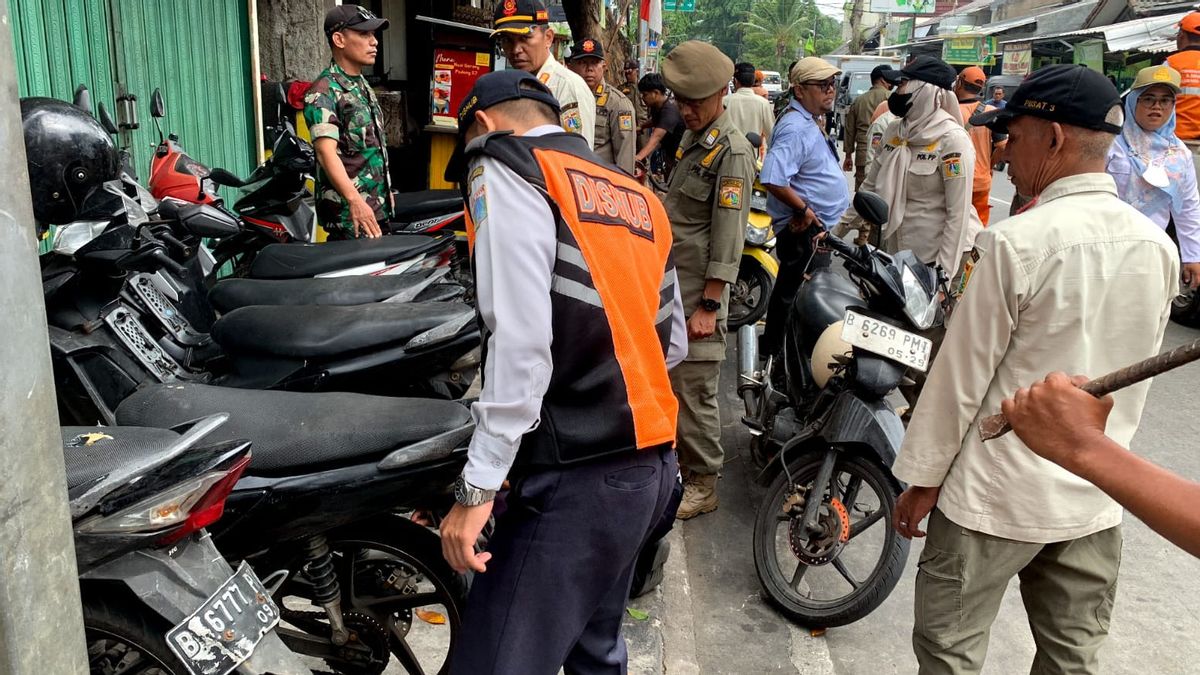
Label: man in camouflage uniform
xmin=303 ymin=4 xmax=392 ymax=239
xmin=566 ymin=38 xmax=636 ymax=174
xmin=660 ymin=41 xmax=754 ymax=519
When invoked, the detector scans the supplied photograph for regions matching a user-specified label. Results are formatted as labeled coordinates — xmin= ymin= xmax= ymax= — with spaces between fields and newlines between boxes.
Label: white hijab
xmin=874 ymin=81 xmax=964 ymax=238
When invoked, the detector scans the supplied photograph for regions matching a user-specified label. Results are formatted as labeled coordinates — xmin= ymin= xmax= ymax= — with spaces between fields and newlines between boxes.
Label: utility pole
xmin=0 ymin=6 xmax=89 ymax=674
xmin=849 ymin=0 xmax=865 ymax=54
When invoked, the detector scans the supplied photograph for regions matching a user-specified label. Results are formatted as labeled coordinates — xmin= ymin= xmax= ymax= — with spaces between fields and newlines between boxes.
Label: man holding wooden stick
xmin=889 ymin=64 xmax=1180 ymax=674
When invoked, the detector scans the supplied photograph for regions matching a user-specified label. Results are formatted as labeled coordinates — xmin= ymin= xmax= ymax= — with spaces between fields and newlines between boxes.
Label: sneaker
xmin=676 ymin=473 xmax=718 ymax=520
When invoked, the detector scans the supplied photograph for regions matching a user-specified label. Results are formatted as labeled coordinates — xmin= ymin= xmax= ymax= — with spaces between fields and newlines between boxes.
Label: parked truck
xmin=822 ymin=54 xmax=903 ymax=140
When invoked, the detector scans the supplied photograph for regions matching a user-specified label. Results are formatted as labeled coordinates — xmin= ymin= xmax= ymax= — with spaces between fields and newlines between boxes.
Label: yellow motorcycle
xmin=729 ymin=173 xmax=778 ymax=329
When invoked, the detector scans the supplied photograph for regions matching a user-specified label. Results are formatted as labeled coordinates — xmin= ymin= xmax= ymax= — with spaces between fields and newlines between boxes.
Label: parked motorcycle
xmin=728 ymin=176 xmax=777 ymax=329
xmin=69 ymin=414 xmax=309 ymax=675
xmin=737 ymin=191 xmax=944 ymax=628
xmin=45 ymin=181 xmax=480 ymax=400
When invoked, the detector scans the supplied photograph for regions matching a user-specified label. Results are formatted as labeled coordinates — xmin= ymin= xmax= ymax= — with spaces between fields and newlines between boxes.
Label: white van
xmin=760 ymin=70 xmax=783 ymax=99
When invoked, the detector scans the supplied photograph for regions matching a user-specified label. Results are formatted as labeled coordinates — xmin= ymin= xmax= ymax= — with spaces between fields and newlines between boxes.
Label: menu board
xmin=431 ymin=48 xmax=492 ymax=127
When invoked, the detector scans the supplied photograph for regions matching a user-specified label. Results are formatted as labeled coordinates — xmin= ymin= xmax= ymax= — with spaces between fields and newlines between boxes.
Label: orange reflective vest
xmin=462 ymin=131 xmax=679 ymax=465
xmin=959 ymin=100 xmax=997 ymax=194
xmin=1168 ymin=48 xmax=1200 ymax=140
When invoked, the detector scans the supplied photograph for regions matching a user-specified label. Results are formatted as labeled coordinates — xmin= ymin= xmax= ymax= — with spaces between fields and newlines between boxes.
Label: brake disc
xmin=786 ymin=495 xmax=851 ymax=566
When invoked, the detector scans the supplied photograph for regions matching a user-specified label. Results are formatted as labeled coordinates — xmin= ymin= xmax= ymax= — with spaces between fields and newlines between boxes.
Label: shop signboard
xmin=943 ymin=36 xmax=982 ymax=65
xmin=870 ymin=0 xmax=936 ymax=14
xmin=431 ymin=48 xmax=492 ymax=127
xmin=885 ymin=17 xmax=915 ymax=45
xmin=1074 ymin=39 xmax=1104 ymax=72
xmin=1003 ymin=42 xmax=1032 ymax=76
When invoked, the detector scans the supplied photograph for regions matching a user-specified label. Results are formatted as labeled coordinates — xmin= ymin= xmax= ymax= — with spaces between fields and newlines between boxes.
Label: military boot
xmin=676 ymin=472 xmax=718 ymax=520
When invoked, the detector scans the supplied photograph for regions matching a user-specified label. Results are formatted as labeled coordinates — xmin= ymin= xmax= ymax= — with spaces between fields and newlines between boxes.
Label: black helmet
xmin=20 ymin=97 xmax=120 ymax=226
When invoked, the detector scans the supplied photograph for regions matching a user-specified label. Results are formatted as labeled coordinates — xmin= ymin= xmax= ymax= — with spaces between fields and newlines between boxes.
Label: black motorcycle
xmin=737 ymin=191 xmax=945 ymax=628
xmin=69 ymin=414 xmax=309 ymax=674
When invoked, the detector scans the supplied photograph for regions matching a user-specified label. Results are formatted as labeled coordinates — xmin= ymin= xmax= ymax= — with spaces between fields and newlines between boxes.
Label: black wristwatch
xmin=699 ymin=297 xmax=721 ymax=312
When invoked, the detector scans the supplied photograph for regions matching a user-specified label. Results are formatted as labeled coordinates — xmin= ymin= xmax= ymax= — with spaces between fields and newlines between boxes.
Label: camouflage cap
xmin=661 ymin=41 xmax=733 ymax=99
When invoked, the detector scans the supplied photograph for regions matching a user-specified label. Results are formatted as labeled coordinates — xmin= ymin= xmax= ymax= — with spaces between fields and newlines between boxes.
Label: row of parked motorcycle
xmin=28 ymin=84 xmax=485 ymax=675
xmin=24 ymin=76 xmax=961 ymax=674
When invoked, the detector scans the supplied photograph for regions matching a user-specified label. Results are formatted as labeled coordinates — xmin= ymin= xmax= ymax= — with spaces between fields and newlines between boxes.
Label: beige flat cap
xmin=661 ymin=41 xmax=734 ymax=99
xmin=790 ymin=57 xmax=840 ymax=84
xmin=1132 ymin=64 xmax=1182 ymax=94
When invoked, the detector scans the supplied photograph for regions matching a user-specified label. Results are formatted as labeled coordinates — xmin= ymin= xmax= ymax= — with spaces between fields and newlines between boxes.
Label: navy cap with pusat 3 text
xmin=970 ymin=64 xmax=1122 ymax=135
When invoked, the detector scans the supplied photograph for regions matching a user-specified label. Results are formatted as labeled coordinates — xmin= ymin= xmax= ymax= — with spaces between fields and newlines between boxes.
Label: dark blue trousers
xmin=448 ymin=446 xmax=678 ymax=675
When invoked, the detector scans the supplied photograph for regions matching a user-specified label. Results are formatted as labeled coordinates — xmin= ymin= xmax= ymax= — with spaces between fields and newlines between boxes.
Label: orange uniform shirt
xmin=1167 ymin=48 xmax=1200 ymax=140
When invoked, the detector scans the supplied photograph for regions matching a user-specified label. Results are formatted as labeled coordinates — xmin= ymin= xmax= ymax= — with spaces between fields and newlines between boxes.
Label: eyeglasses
xmin=330 ymin=6 xmax=378 ymax=34
xmin=802 ymin=80 xmax=836 ymax=92
xmin=1138 ymin=95 xmax=1176 ymax=108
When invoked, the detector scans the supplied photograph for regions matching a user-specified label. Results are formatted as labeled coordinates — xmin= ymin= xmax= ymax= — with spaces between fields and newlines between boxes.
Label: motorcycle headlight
xmin=901 ymin=264 xmax=938 ymax=330
xmin=745 ymin=224 xmax=770 ymax=246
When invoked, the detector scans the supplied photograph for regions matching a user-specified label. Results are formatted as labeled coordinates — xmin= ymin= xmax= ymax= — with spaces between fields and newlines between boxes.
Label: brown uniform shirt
xmin=662 ymin=110 xmax=755 ymax=361
xmin=592 ymin=83 xmax=637 ymax=175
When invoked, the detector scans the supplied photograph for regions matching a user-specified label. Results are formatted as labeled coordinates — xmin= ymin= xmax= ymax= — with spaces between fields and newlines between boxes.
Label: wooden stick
xmin=979 ymin=338 xmax=1200 ymax=441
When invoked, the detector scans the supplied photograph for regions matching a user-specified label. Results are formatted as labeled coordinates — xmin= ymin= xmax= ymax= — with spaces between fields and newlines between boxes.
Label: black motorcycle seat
xmin=249 ymin=234 xmax=447 ymax=279
xmin=212 ymin=301 xmax=473 ymax=358
xmin=209 ymin=274 xmax=424 ymax=313
xmin=114 ymin=383 xmax=471 ymax=475
xmin=391 ymin=190 xmax=462 ymax=221
xmin=61 ymin=425 xmax=181 ymax=492
xmin=795 ymin=268 xmax=863 ymax=351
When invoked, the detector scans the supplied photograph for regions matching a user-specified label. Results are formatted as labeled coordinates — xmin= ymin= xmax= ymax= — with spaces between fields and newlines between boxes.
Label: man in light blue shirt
xmin=759 ymin=56 xmax=851 ymax=355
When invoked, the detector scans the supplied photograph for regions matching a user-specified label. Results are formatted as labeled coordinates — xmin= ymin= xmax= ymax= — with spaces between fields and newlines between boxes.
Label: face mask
xmin=888 ymin=91 xmax=913 ymax=118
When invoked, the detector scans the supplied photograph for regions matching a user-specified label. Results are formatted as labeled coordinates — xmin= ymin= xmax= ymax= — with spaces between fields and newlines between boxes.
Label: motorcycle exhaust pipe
xmin=737 ymin=324 xmax=760 ymax=417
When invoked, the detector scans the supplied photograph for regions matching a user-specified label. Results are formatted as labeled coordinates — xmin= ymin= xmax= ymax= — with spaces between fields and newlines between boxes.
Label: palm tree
xmin=738 ymin=0 xmax=810 ymax=72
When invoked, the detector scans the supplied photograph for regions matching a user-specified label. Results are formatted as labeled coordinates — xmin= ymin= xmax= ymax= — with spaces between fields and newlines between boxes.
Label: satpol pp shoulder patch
xmin=468 ymin=165 xmax=488 ymax=228
xmin=561 ymin=102 xmax=583 ymax=133
xmin=618 ymin=113 xmax=634 ymax=131
xmin=942 ymin=152 xmax=964 ymax=179
xmin=953 ymin=247 xmax=982 ymax=297
xmin=718 ymin=177 xmax=744 ymax=209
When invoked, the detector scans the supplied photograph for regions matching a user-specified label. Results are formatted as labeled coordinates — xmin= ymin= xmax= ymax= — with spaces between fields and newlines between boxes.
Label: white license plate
xmin=751 ymin=192 xmax=768 ymax=212
xmin=166 ymin=562 xmax=280 ymax=675
xmin=840 ymin=309 xmax=933 ymax=372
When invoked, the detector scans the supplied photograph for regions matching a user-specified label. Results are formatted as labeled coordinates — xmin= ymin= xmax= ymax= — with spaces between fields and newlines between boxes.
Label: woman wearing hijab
xmin=1107 ymin=64 xmax=1200 ymax=289
xmin=840 ymin=56 xmax=982 ymax=284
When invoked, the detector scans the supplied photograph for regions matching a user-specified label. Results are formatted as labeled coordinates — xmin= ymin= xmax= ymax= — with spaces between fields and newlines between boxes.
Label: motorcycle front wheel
xmin=728 ymin=259 xmax=774 ymax=329
xmin=753 ymin=451 xmax=908 ymax=628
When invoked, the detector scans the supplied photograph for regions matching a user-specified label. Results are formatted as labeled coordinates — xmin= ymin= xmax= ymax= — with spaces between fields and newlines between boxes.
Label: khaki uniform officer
xmin=566 ymin=38 xmax=637 ymax=174
xmin=660 ymin=41 xmax=755 ymax=520
xmin=492 ymin=0 xmax=596 ymax=148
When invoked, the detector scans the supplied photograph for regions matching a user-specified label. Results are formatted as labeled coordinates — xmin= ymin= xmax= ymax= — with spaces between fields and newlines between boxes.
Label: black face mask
xmin=888 ymin=91 xmax=914 ymax=118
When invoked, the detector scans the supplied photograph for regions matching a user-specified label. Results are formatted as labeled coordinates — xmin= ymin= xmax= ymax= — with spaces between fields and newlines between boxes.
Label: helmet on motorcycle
xmin=20 ymin=97 xmax=120 ymax=226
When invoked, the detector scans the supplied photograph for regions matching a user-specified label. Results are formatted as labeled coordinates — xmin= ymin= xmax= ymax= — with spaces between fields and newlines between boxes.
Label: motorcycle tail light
xmin=78 ymin=455 xmax=251 ymax=544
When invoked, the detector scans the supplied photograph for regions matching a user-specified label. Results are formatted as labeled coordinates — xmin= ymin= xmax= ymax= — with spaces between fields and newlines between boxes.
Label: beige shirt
xmin=861 ymin=119 xmax=982 ymax=277
xmin=894 ymin=173 xmax=1179 ymax=543
xmin=723 ymin=87 xmax=775 ymax=148
xmin=536 ymin=54 xmax=596 ymax=148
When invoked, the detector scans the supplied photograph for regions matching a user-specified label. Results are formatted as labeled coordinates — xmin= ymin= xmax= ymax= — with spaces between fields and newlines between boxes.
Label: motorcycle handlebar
xmin=819 ymin=231 xmax=866 ymax=265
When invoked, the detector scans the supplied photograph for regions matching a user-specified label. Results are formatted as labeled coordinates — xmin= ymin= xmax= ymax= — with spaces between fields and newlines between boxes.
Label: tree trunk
xmin=562 ymin=0 xmax=602 ymax=43
xmin=564 ymin=0 xmax=638 ymax=87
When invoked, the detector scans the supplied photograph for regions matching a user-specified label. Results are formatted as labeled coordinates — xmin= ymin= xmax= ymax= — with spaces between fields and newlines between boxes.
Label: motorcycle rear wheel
xmin=729 ymin=259 xmax=774 ymax=329
xmin=753 ymin=451 xmax=908 ymax=628
xmin=84 ymin=592 xmax=186 ymax=675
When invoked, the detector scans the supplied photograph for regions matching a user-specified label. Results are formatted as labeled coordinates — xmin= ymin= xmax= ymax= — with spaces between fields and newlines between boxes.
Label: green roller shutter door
xmin=7 ymin=0 xmax=255 ymax=184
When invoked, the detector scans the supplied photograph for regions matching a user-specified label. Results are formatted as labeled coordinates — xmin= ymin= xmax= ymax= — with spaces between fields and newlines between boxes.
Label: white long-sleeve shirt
xmin=463 ymin=125 xmax=686 ymax=490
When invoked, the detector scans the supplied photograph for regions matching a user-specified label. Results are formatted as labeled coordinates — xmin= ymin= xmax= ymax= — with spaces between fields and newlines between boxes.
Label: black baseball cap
xmin=568 ymin=38 xmax=605 ymax=62
xmin=324 ymin=5 xmax=389 ymax=36
xmin=871 ymin=65 xmax=901 ymax=85
xmin=901 ymin=56 xmax=956 ymax=90
xmin=444 ymin=70 xmax=562 ymax=183
xmin=970 ymin=64 xmax=1122 ymax=135
xmin=492 ymin=0 xmax=550 ymax=37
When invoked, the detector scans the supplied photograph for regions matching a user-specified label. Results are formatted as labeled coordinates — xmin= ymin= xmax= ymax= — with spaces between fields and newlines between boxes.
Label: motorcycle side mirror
xmin=150 ymin=88 xmax=165 ymax=118
xmin=745 ymin=132 xmax=763 ymax=149
xmin=74 ymin=84 xmax=92 ymax=114
xmin=853 ymin=190 xmax=889 ymax=228
xmin=97 ymin=102 xmax=119 ymax=136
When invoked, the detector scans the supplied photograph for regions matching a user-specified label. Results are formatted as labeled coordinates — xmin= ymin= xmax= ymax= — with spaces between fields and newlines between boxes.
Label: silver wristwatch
xmin=454 ymin=475 xmax=496 ymax=506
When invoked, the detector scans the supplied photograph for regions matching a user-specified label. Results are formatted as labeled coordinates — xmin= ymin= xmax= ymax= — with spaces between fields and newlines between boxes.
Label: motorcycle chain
xmin=281 ymin=608 xmax=391 ymax=675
